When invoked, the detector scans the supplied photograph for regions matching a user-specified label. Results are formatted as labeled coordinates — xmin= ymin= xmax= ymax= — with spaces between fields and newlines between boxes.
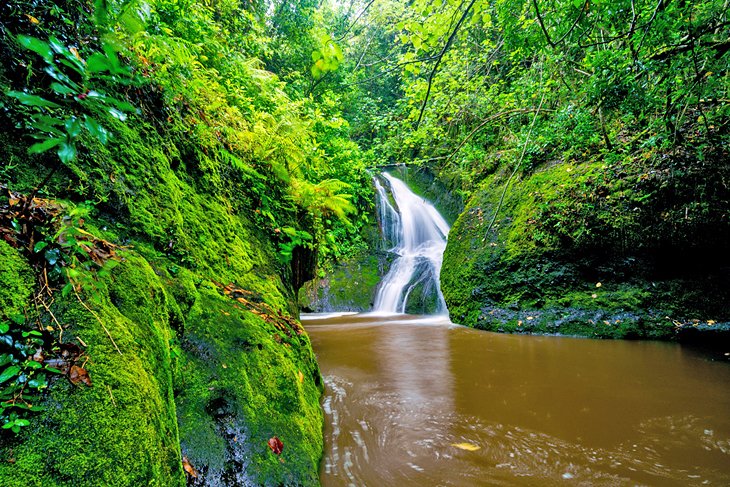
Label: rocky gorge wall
xmin=440 ymin=150 xmax=730 ymax=343
xmin=0 ymin=121 xmax=324 ymax=486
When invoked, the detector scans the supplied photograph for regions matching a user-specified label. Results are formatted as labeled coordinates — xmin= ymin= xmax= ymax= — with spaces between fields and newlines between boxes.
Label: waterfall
xmin=373 ymin=172 xmax=450 ymax=315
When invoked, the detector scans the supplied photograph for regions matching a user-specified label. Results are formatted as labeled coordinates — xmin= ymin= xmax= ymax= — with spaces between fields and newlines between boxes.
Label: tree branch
xmin=414 ymin=0 xmax=479 ymax=130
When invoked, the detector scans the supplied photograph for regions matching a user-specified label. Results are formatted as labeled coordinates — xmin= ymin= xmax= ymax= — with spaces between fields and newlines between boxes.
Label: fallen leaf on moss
xmin=268 ymin=436 xmax=284 ymax=455
xmin=451 ymin=442 xmax=480 ymax=451
xmin=69 ymin=365 xmax=92 ymax=386
xmin=182 ymin=456 xmax=197 ymax=478
xmin=298 ymin=370 xmax=304 ymax=383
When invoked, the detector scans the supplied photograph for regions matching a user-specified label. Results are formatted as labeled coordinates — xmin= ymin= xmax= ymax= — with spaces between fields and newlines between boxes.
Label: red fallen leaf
xmin=69 ymin=365 xmax=92 ymax=387
xmin=182 ymin=456 xmax=197 ymax=478
xmin=268 ymin=436 xmax=284 ymax=455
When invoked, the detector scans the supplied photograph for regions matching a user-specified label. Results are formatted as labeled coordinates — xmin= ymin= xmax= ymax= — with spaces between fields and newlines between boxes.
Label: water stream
xmin=372 ymin=173 xmax=450 ymax=315
xmin=303 ymin=174 xmax=730 ymax=486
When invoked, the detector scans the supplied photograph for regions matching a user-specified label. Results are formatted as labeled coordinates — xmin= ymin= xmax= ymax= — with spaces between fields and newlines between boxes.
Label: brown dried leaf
xmin=268 ymin=436 xmax=284 ymax=455
xmin=69 ymin=365 xmax=92 ymax=387
xmin=182 ymin=456 xmax=197 ymax=478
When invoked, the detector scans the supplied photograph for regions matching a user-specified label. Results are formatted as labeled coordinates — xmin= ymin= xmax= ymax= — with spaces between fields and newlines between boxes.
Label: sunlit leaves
xmin=311 ymin=37 xmax=344 ymax=79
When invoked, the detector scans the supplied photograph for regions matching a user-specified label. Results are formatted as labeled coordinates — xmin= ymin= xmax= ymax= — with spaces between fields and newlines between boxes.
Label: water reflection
xmin=306 ymin=314 xmax=730 ymax=486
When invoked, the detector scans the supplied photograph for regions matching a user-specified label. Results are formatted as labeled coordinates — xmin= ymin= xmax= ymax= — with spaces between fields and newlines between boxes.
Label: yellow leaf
xmin=298 ymin=370 xmax=304 ymax=383
xmin=595 ymin=282 xmax=602 ymax=288
xmin=452 ymin=442 xmax=480 ymax=451
xmin=25 ymin=14 xmax=40 ymax=25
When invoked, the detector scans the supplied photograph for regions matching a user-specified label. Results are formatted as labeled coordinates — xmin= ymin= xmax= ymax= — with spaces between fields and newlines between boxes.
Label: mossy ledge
xmin=441 ymin=149 xmax=730 ymax=342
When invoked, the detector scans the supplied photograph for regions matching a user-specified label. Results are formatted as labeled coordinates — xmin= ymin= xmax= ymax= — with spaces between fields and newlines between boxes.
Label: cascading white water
xmin=373 ymin=172 xmax=450 ymax=315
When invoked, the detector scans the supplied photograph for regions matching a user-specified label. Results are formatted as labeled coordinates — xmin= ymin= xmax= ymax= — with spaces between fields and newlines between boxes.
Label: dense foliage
xmin=319 ymin=0 xmax=729 ymax=334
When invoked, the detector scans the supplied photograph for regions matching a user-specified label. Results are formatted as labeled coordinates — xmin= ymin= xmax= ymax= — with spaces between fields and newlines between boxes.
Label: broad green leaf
xmin=84 ymin=116 xmax=108 ymax=144
xmin=108 ymin=108 xmax=127 ymax=121
xmin=26 ymin=361 xmax=43 ymax=370
xmin=58 ymin=57 xmax=84 ymax=76
xmin=48 ymin=36 xmax=66 ymax=54
xmin=86 ymin=52 xmax=110 ymax=73
xmin=61 ymin=282 xmax=74 ymax=298
xmin=17 ymin=35 xmax=53 ymax=63
xmin=33 ymin=241 xmax=49 ymax=253
xmin=50 ymin=82 xmax=76 ymax=96
xmin=58 ymin=141 xmax=77 ymax=163
xmin=7 ymin=91 xmax=60 ymax=109
xmin=29 ymin=137 xmax=63 ymax=154
xmin=65 ymin=117 xmax=82 ymax=138
xmin=0 ymin=365 xmax=21 ymax=384
xmin=0 ymin=323 xmax=8 ymax=334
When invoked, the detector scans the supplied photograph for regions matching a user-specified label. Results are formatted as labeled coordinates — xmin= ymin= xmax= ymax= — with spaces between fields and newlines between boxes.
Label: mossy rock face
xmin=299 ymin=254 xmax=381 ymax=312
xmin=0 ymin=119 xmax=324 ymax=484
xmin=442 ymin=155 xmax=730 ymax=339
xmin=0 ymin=255 xmax=185 ymax=487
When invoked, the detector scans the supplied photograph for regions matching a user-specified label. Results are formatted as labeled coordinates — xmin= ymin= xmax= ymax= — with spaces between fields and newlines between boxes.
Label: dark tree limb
xmin=414 ymin=0 xmax=479 ymax=131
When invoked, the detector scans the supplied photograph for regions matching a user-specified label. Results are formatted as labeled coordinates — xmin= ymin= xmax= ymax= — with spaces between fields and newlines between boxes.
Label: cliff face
xmin=0 ymin=118 xmax=324 ymax=486
xmin=441 ymin=147 xmax=730 ymax=340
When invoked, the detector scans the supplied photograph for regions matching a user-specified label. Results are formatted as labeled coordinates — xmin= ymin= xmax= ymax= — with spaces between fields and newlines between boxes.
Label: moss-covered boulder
xmin=299 ymin=254 xmax=381 ymax=312
xmin=0 ymin=255 xmax=184 ymax=486
xmin=442 ymin=149 xmax=730 ymax=339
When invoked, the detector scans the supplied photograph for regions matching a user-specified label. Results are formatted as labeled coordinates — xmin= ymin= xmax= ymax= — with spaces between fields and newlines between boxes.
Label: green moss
xmin=177 ymin=288 xmax=323 ymax=486
xmin=300 ymin=254 xmax=381 ymax=312
xmin=0 ymin=241 xmax=34 ymax=318
xmin=0 ymin=256 xmax=184 ymax=487
xmin=441 ymin=154 xmax=730 ymax=340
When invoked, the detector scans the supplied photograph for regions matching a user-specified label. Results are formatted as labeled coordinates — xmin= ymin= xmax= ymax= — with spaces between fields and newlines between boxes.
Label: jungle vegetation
xmin=0 ymin=0 xmax=727 ymax=484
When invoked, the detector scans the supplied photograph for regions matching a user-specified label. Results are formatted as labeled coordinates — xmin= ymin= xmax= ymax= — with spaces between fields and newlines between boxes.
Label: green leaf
xmin=48 ymin=36 xmax=66 ymax=55
xmin=45 ymin=248 xmax=60 ymax=265
xmin=0 ymin=366 xmax=21 ymax=384
xmin=33 ymin=241 xmax=49 ymax=253
xmin=86 ymin=52 xmax=110 ymax=73
xmin=0 ymin=323 xmax=8 ymax=334
xmin=58 ymin=141 xmax=77 ymax=163
xmin=28 ymin=137 xmax=63 ymax=154
xmin=26 ymin=361 xmax=43 ymax=370
xmin=84 ymin=116 xmax=108 ymax=144
xmin=17 ymin=35 xmax=53 ymax=63
xmin=61 ymin=282 xmax=74 ymax=298
xmin=50 ymin=82 xmax=76 ymax=96
xmin=108 ymin=108 xmax=127 ymax=121
xmin=65 ymin=117 xmax=82 ymax=138
xmin=7 ymin=91 xmax=61 ymax=109
xmin=44 ymin=367 xmax=63 ymax=374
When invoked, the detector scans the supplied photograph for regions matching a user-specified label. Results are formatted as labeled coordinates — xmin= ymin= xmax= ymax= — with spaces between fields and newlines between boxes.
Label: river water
xmin=303 ymin=313 xmax=730 ymax=486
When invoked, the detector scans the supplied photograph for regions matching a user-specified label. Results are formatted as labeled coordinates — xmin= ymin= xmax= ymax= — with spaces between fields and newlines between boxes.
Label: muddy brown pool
xmin=304 ymin=313 xmax=730 ymax=486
